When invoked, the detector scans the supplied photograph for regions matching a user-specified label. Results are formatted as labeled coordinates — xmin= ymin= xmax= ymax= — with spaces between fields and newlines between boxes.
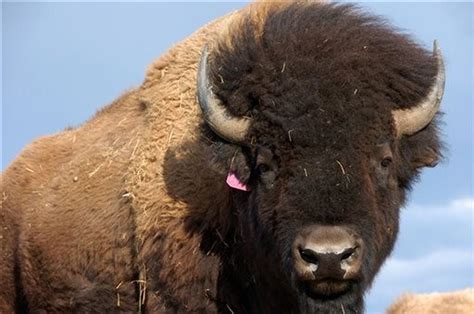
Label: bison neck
xmin=137 ymin=214 xmax=295 ymax=312
xmin=217 ymin=248 xmax=299 ymax=313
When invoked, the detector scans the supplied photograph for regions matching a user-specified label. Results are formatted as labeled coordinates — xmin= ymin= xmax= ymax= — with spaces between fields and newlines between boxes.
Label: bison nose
xmin=292 ymin=225 xmax=364 ymax=281
xmin=298 ymin=247 xmax=357 ymax=279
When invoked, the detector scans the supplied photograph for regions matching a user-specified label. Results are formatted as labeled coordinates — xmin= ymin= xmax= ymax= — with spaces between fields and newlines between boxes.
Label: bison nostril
xmin=299 ymin=248 xmax=319 ymax=265
xmin=340 ymin=248 xmax=356 ymax=262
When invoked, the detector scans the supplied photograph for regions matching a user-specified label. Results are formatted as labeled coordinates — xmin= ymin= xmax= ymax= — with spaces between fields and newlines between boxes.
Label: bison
xmin=386 ymin=289 xmax=474 ymax=314
xmin=1 ymin=2 xmax=445 ymax=313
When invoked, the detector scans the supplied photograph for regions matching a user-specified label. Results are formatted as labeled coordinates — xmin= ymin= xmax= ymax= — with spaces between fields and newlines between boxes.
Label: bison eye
xmin=257 ymin=164 xmax=270 ymax=174
xmin=381 ymin=157 xmax=393 ymax=168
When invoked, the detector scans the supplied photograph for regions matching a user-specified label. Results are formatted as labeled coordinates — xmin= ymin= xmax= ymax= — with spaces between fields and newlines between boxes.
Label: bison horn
xmin=197 ymin=46 xmax=251 ymax=143
xmin=393 ymin=40 xmax=446 ymax=137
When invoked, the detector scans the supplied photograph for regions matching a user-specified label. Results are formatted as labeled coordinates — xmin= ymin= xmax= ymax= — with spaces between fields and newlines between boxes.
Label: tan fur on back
xmin=386 ymin=289 xmax=474 ymax=314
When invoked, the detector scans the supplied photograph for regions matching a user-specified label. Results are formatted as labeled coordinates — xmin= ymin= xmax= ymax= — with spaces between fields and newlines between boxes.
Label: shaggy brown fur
xmin=386 ymin=289 xmax=474 ymax=314
xmin=1 ymin=2 xmax=444 ymax=313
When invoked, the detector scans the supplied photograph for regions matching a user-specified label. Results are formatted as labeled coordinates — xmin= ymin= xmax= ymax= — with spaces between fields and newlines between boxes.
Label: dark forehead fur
xmin=210 ymin=2 xmax=437 ymax=149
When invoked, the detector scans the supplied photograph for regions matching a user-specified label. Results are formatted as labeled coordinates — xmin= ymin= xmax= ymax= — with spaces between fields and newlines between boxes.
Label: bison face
xmin=264 ymin=143 xmax=397 ymax=285
xmin=196 ymin=3 xmax=445 ymax=312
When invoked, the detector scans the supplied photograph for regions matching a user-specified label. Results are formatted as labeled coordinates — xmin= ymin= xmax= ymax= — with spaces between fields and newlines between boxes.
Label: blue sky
xmin=2 ymin=1 xmax=473 ymax=312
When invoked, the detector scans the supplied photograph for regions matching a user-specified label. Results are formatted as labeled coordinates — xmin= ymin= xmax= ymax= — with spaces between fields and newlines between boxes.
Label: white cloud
xmin=396 ymin=196 xmax=473 ymax=254
xmin=377 ymin=248 xmax=472 ymax=283
xmin=452 ymin=197 xmax=474 ymax=210
xmin=405 ymin=196 xmax=474 ymax=218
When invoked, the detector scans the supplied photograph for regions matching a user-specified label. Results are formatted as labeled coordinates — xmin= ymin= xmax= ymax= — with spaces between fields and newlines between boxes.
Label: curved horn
xmin=393 ymin=40 xmax=446 ymax=137
xmin=197 ymin=46 xmax=251 ymax=143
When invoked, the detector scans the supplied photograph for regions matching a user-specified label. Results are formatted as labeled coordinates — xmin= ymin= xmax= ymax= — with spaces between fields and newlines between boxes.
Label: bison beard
xmin=1 ymin=2 xmax=444 ymax=314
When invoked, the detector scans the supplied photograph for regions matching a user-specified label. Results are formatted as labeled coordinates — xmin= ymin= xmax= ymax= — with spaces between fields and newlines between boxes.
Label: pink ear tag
xmin=226 ymin=171 xmax=251 ymax=191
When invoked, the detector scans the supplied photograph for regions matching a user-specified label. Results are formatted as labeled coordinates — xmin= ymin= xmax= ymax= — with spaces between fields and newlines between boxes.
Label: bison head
xmin=195 ymin=3 xmax=444 ymax=313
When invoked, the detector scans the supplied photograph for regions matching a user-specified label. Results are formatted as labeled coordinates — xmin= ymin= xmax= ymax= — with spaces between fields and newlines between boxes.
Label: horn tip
xmin=433 ymin=40 xmax=441 ymax=54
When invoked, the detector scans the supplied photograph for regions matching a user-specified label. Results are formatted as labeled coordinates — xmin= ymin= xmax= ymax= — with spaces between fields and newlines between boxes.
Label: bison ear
xmin=228 ymin=148 xmax=252 ymax=186
xmin=401 ymin=117 xmax=444 ymax=169
xmin=208 ymin=143 xmax=252 ymax=190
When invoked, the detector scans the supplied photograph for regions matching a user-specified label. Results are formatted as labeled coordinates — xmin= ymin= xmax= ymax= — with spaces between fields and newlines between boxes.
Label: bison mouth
xmin=294 ymin=278 xmax=363 ymax=314
xmin=302 ymin=279 xmax=353 ymax=299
